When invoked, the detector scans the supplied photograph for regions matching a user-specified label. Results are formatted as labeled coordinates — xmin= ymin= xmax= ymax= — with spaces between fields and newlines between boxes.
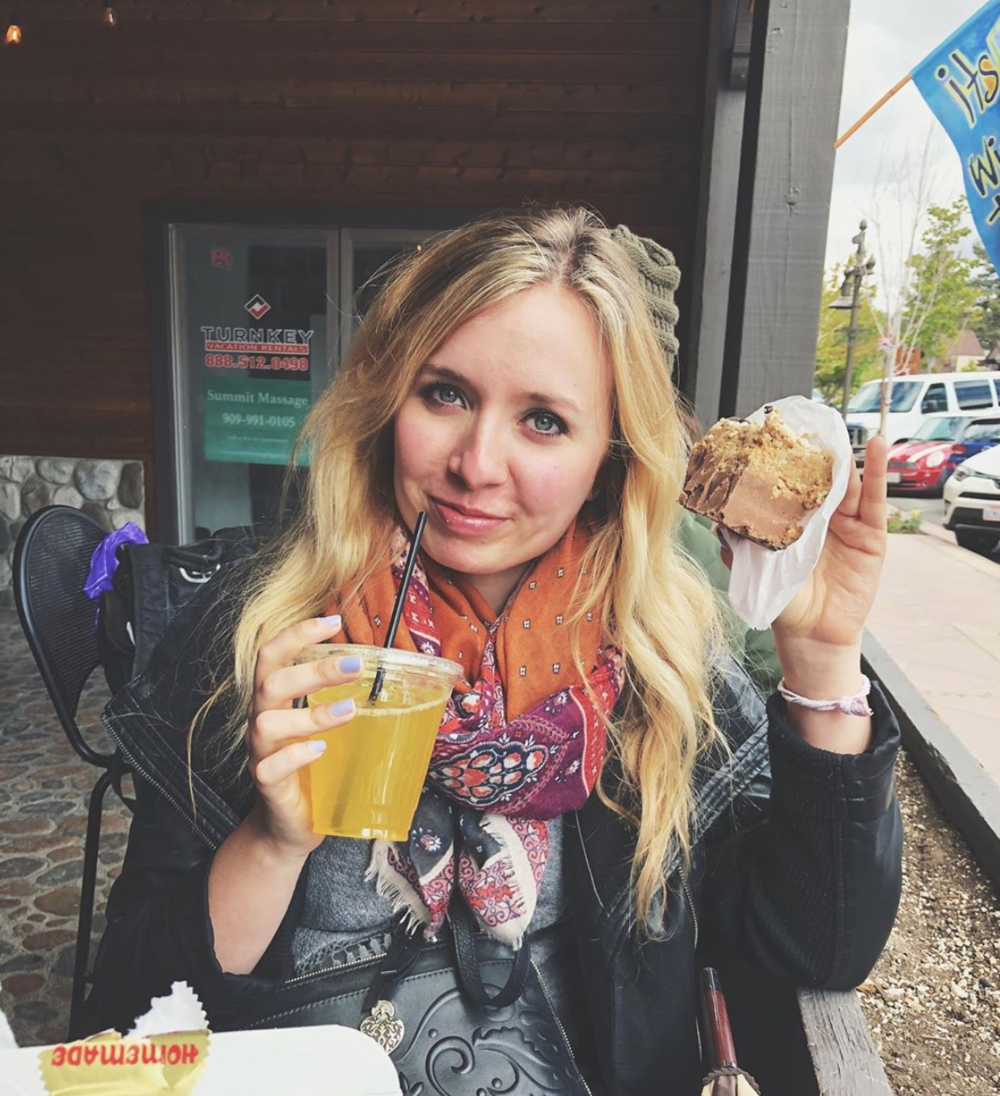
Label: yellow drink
xmin=298 ymin=644 xmax=462 ymax=841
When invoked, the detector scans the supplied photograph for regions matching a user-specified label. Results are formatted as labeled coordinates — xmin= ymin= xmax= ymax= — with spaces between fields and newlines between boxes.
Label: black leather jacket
xmin=87 ymin=564 xmax=903 ymax=1095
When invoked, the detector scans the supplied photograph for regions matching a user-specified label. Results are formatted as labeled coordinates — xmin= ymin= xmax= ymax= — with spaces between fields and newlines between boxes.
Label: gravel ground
xmin=2 ymin=604 xmax=1000 ymax=1092
xmin=857 ymin=751 xmax=1000 ymax=1094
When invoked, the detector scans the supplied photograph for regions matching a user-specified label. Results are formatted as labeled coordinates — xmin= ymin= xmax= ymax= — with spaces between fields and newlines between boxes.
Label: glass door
xmin=167 ymin=223 xmax=432 ymax=542
xmin=338 ymin=228 xmax=434 ymax=365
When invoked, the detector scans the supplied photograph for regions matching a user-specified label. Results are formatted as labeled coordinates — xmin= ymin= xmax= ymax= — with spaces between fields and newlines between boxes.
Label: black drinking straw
xmin=368 ymin=510 xmax=428 ymax=704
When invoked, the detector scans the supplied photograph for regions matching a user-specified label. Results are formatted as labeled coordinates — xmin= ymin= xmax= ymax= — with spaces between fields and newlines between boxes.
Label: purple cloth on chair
xmin=84 ymin=523 xmax=148 ymax=600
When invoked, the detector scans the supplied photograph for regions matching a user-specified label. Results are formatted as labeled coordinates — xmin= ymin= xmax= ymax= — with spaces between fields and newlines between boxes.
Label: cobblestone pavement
xmin=0 ymin=606 xmax=128 ymax=1048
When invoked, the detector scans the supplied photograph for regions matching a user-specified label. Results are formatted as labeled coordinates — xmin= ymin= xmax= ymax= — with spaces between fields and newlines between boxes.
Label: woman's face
xmin=393 ymin=282 xmax=614 ymax=613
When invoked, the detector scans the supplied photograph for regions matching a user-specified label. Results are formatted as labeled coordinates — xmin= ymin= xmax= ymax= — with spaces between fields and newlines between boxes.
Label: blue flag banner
xmin=912 ymin=1 xmax=1000 ymax=273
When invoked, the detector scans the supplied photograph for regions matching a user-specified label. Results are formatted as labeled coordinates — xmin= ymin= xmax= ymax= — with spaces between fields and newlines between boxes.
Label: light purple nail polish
xmin=338 ymin=655 xmax=362 ymax=673
xmin=309 ymin=740 xmax=327 ymax=754
xmin=319 ymin=614 xmax=342 ymax=628
xmin=331 ymin=699 xmax=355 ymax=717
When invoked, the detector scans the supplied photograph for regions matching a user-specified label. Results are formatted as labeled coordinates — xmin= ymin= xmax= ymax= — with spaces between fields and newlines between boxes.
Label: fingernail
xmin=309 ymin=740 xmax=327 ymax=755
xmin=319 ymin=614 xmax=341 ymax=628
xmin=330 ymin=699 xmax=355 ymax=717
xmin=338 ymin=655 xmax=362 ymax=673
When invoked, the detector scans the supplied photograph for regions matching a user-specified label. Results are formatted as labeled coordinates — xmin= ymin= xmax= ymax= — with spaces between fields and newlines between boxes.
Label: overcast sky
xmin=825 ymin=0 xmax=987 ymax=290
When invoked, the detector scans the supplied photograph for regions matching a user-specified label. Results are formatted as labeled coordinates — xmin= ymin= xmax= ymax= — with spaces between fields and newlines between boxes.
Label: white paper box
xmin=0 ymin=983 xmax=400 ymax=1096
xmin=0 ymin=1024 xmax=402 ymax=1096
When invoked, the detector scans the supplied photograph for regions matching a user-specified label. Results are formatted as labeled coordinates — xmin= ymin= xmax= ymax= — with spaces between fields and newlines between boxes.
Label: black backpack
xmin=96 ymin=526 xmax=265 ymax=695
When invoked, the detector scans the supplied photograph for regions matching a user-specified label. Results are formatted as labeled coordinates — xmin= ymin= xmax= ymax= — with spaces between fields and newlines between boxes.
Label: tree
xmin=858 ymin=132 xmax=976 ymax=378
xmin=813 ymin=269 xmax=883 ymax=405
xmin=820 ymin=133 xmax=988 ymax=432
xmin=970 ymin=240 xmax=1000 ymax=360
xmin=902 ymin=198 xmax=979 ymax=364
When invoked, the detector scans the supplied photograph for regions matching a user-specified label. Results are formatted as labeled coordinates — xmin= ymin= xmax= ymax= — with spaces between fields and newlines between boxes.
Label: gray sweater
xmin=290 ymin=817 xmax=587 ymax=1061
xmin=292 ymin=815 xmax=569 ymax=972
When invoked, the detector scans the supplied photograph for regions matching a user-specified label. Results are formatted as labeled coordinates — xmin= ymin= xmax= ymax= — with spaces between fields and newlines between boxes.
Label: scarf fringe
xmin=474 ymin=814 xmax=538 ymax=951
xmin=367 ymin=839 xmax=435 ymax=938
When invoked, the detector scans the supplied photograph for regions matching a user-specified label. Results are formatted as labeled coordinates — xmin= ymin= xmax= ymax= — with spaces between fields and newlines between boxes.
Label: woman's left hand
xmin=774 ymin=433 xmax=888 ymax=651
xmin=768 ymin=433 xmax=888 ymax=753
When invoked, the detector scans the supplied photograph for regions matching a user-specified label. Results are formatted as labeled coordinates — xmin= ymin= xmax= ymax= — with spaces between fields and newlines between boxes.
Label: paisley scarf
xmin=336 ymin=523 xmax=623 ymax=948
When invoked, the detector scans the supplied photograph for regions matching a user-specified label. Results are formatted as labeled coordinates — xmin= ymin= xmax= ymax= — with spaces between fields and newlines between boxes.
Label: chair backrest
xmin=13 ymin=505 xmax=113 ymax=768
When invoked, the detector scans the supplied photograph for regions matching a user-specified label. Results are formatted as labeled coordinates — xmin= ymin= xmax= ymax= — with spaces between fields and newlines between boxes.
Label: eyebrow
xmin=419 ymin=362 xmax=585 ymax=417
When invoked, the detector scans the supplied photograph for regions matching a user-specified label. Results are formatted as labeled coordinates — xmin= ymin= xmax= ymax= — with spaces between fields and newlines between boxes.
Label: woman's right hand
xmin=246 ymin=614 xmax=361 ymax=861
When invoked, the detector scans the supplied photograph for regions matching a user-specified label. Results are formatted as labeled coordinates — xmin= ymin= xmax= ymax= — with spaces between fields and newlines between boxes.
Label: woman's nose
xmin=447 ymin=419 xmax=508 ymax=490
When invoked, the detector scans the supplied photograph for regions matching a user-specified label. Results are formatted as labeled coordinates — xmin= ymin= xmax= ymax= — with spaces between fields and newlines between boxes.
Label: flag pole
xmin=835 ymin=73 xmax=913 ymax=149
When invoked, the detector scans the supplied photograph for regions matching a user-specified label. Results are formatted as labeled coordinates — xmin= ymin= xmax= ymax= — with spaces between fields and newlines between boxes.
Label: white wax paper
xmin=127 ymin=981 xmax=208 ymax=1038
xmin=717 ymin=394 xmax=853 ymax=630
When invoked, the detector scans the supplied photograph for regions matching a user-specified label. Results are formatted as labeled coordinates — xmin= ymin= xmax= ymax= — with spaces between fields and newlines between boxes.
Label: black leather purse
xmin=221 ymin=912 xmax=591 ymax=1096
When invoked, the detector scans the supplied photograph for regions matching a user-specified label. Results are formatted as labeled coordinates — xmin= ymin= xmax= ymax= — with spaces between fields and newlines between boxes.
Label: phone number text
xmin=220 ymin=413 xmax=299 ymax=428
xmin=205 ymin=354 xmax=309 ymax=372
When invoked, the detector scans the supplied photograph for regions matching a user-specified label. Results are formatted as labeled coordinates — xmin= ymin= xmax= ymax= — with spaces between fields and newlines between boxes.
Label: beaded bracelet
xmin=777 ymin=673 xmax=874 ymax=718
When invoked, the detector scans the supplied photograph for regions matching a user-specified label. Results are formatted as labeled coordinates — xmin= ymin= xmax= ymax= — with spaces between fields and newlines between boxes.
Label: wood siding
xmin=0 ymin=0 xmax=709 ymax=503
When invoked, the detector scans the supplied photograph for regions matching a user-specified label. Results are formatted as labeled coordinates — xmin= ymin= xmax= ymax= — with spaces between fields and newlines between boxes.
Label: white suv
xmin=847 ymin=372 xmax=1000 ymax=465
xmin=943 ymin=444 xmax=1000 ymax=553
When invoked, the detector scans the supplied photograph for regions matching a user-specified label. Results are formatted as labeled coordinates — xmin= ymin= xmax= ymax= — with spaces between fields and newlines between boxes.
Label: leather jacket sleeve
xmin=84 ymin=774 xmax=302 ymax=1035
xmin=84 ymin=558 xmax=313 ymax=1036
xmin=700 ymin=680 xmax=902 ymax=991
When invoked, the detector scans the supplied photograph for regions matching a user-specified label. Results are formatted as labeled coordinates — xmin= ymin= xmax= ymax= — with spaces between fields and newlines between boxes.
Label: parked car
xmin=950 ymin=416 xmax=1000 ymax=462
xmin=886 ymin=413 xmax=1000 ymax=494
xmin=943 ymin=443 xmax=1000 ymax=553
xmin=846 ymin=371 xmax=1000 ymax=465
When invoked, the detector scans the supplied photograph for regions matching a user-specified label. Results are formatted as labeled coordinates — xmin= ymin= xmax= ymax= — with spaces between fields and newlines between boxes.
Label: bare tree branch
xmin=863 ymin=125 xmax=945 ymax=363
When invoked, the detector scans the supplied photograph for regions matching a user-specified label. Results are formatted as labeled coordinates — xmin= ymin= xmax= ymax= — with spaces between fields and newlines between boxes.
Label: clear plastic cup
xmin=297 ymin=643 xmax=462 ymax=841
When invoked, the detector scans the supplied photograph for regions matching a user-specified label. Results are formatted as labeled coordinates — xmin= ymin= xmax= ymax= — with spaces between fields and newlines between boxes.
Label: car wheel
xmin=955 ymin=529 xmax=998 ymax=555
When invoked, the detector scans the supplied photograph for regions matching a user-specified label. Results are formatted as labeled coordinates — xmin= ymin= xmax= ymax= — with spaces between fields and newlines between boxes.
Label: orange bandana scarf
xmin=331 ymin=522 xmax=623 ymax=946
xmin=341 ymin=526 xmax=611 ymax=722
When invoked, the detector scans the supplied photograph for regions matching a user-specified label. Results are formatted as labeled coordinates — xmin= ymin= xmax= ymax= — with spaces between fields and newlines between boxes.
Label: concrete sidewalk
xmin=868 ymin=529 xmax=1000 ymax=787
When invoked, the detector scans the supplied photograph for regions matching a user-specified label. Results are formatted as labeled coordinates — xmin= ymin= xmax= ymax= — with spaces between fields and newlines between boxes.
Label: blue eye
xmin=525 ymin=410 xmax=567 ymax=437
xmin=421 ymin=383 xmax=466 ymax=408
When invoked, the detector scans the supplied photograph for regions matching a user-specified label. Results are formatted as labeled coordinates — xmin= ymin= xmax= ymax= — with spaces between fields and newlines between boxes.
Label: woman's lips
xmin=429 ymin=497 xmax=509 ymax=535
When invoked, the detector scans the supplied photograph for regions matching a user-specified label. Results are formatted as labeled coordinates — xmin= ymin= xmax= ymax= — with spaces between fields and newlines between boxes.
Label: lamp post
xmin=829 ymin=220 xmax=877 ymax=419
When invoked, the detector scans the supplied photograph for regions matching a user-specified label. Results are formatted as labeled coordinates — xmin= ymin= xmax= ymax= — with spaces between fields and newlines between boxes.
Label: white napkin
xmin=718 ymin=395 xmax=853 ymax=630
xmin=127 ymin=981 xmax=208 ymax=1038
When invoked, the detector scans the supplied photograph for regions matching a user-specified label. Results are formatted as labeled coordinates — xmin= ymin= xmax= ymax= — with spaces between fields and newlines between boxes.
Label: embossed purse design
xmin=226 ymin=915 xmax=592 ymax=1096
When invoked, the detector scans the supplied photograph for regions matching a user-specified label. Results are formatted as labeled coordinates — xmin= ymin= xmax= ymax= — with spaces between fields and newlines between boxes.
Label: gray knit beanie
xmin=609 ymin=224 xmax=681 ymax=363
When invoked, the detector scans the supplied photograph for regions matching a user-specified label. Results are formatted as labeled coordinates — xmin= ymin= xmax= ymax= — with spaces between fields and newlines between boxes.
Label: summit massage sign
xmin=201 ymin=324 xmax=314 ymax=465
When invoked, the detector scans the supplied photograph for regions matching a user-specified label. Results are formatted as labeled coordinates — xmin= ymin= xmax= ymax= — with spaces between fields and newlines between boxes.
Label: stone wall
xmin=0 ymin=456 xmax=145 ymax=607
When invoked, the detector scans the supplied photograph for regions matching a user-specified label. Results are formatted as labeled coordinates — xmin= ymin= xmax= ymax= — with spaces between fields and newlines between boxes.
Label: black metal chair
xmin=12 ymin=504 xmax=129 ymax=1040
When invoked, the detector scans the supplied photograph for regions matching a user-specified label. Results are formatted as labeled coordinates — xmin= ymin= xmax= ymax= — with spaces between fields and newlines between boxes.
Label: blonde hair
xmin=212 ymin=207 xmax=724 ymax=929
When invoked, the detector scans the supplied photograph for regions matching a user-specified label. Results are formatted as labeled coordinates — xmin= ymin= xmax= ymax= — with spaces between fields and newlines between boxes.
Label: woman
xmin=89 ymin=208 xmax=901 ymax=1095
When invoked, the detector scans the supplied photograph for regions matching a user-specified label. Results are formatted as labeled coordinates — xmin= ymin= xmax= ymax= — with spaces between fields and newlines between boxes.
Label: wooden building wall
xmin=0 ymin=0 xmax=710 ymax=528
